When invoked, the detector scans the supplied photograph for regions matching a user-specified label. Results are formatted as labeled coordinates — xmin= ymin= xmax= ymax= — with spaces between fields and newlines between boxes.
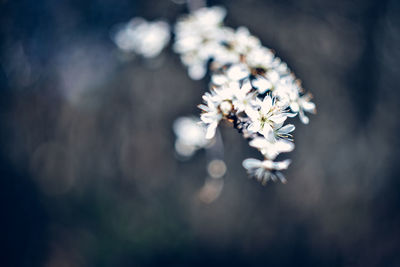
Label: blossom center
xmin=219 ymin=100 xmax=233 ymax=115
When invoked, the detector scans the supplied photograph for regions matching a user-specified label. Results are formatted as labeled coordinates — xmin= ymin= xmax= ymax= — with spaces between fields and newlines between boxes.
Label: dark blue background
xmin=1 ymin=0 xmax=400 ymax=266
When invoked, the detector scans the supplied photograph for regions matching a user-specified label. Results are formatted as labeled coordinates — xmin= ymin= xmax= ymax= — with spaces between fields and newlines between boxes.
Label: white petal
xmin=264 ymin=149 xmax=279 ymax=160
xmin=270 ymin=114 xmax=288 ymax=125
xmin=261 ymin=95 xmax=273 ymax=114
xmin=267 ymin=70 xmax=280 ymax=83
xmin=249 ymin=137 xmax=268 ymax=149
xmin=227 ymin=64 xmax=249 ymax=80
xmin=299 ymin=111 xmax=309 ymax=124
xmin=216 ymin=87 xmax=233 ymax=100
xmin=278 ymin=124 xmax=295 ymax=134
xmin=241 ymin=79 xmax=252 ymax=93
xmin=245 ymin=107 xmax=260 ymax=121
xmin=200 ymin=113 xmax=218 ymax=124
xmin=262 ymin=159 xmax=291 ymax=170
xmin=205 ymin=121 xmax=218 ymax=139
xmin=253 ymin=77 xmax=272 ymax=94
xmin=242 ymin=158 xmax=262 ymax=170
xmin=302 ymin=101 xmax=316 ymax=112
xmin=273 ymin=159 xmax=291 ymax=170
xmin=260 ymin=124 xmax=274 ymax=139
xmin=247 ymin=121 xmax=261 ymax=133
xmin=212 ymin=74 xmax=228 ymax=85
xmin=261 ymin=160 xmax=274 ymax=169
xmin=290 ymin=102 xmax=300 ymax=113
xmin=275 ymin=140 xmax=295 ymax=153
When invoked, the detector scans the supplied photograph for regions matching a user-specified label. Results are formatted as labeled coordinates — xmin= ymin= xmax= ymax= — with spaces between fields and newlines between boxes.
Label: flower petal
xmin=242 ymin=158 xmax=262 ymax=170
xmin=253 ymin=77 xmax=272 ymax=94
xmin=227 ymin=64 xmax=249 ymax=80
xmin=205 ymin=121 xmax=218 ymax=139
xmin=278 ymin=124 xmax=295 ymax=134
xmin=261 ymin=95 xmax=273 ymax=114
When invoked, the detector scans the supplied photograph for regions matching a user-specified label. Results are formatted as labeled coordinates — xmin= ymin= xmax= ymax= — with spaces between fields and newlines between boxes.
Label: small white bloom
xmin=246 ymin=46 xmax=274 ymax=69
xmin=113 ymin=18 xmax=170 ymax=58
xmin=211 ymin=73 xmax=229 ymax=86
xmin=245 ymin=95 xmax=289 ymax=138
xmin=231 ymin=80 xmax=255 ymax=112
xmin=253 ymin=69 xmax=283 ymax=94
xmin=242 ymin=158 xmax=291 ymax=184
xmin=226 ymin=63 xmax=250 ymax=81
xmin=219 ymin=100 xmax=233 ymax=115
xmin=297 ymin=94 xmax=316 ymax=124
xmin=189 ymin=6 xmax=227 ymax=28
xmin=252 ymin=76 xmax=272 ymax=94
xmin=228 ymin=27 xmax=261 ymax=55
xmin=211 ymin=63 xmax=251 ymax=87
xmin=272 ymin=78 xmax=298 ymax=105
xmin=199 ymin=92 xmax=224 ymax=139
xmin=173 ymin=116 xmax=211 ymax=157
xmin=266 ymin=69 xmax=281 ymax=85
xmin=272 ymin=80 xmax=316 ymax=124
xmin=174 ymin=6 xmax=228 ymax=79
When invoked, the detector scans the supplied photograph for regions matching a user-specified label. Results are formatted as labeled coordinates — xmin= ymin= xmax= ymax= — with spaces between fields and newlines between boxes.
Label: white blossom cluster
xmin=113 ymin=18 xmax=170 ymax=58
xmin=174 ymin=6 xmax=316 ymax=184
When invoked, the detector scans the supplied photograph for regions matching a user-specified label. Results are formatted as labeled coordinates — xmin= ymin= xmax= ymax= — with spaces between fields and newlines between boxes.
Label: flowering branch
xmin=111 ymin=4 xmax=316 ymax=186
xmin=173 ymin=6 xmax=316 ymax=184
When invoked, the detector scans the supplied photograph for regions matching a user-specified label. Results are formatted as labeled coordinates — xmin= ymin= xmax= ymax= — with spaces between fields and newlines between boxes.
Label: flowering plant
xmin=174 ymin=6 xmax=316 ymax=184
xmin=113 ymin=4 xmax=316 ymax=186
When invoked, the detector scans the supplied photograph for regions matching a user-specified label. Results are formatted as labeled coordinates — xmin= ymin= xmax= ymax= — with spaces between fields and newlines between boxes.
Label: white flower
xmin=246 ymin=46 xmax=274 ymax=69
xmin=231 ymin=80 xmax=256 ymax=112
xmin=199 ymin=79 xmax=255 ymax=139
xmin=211 ymin=72 xmax=255 ymax=111
xmin=252 ymin=75 xmax=272 ymax=94
xmin=212 ymin=85 xmax=235 ymax=103
xmin=227 ymin=27 xmax=261 ymax=55
xmin=113 ymin=18 xmax=170 ymax=58
xmin=187 ymin=6 xmax=226 ymax=28
xmin=211 ymin=63 xmax=251 ymax=86
xmin=252 ymin=69 xmax=283 ymax=94
xmin=173 ymin=116 xmax=211 ymax=157
xmin=296 ymin=94 xmax=316 ymax=124
xmin=174 ymin=6 xmax=228 ymax=79
xmin=199 ymin=92 xmax=224 ymax=139
xmin=249 ymin=137 xmax=294 ymax=160
xmin=226 ymin=63 xmax=250 ymax=81
xmin=242 ymin=158 xmax=291 ymax=184
xmin=245 ymin=95 xmax=289 ymax=138
xmin=272 ymin=81 xmax=316 ymax=124
xmin=271 ymin=77 xmax=298 ymax=104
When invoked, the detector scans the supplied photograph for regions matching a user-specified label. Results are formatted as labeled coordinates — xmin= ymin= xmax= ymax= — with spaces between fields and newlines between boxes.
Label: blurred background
xmin=1 ymin=0 xmax=400 ymax=266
